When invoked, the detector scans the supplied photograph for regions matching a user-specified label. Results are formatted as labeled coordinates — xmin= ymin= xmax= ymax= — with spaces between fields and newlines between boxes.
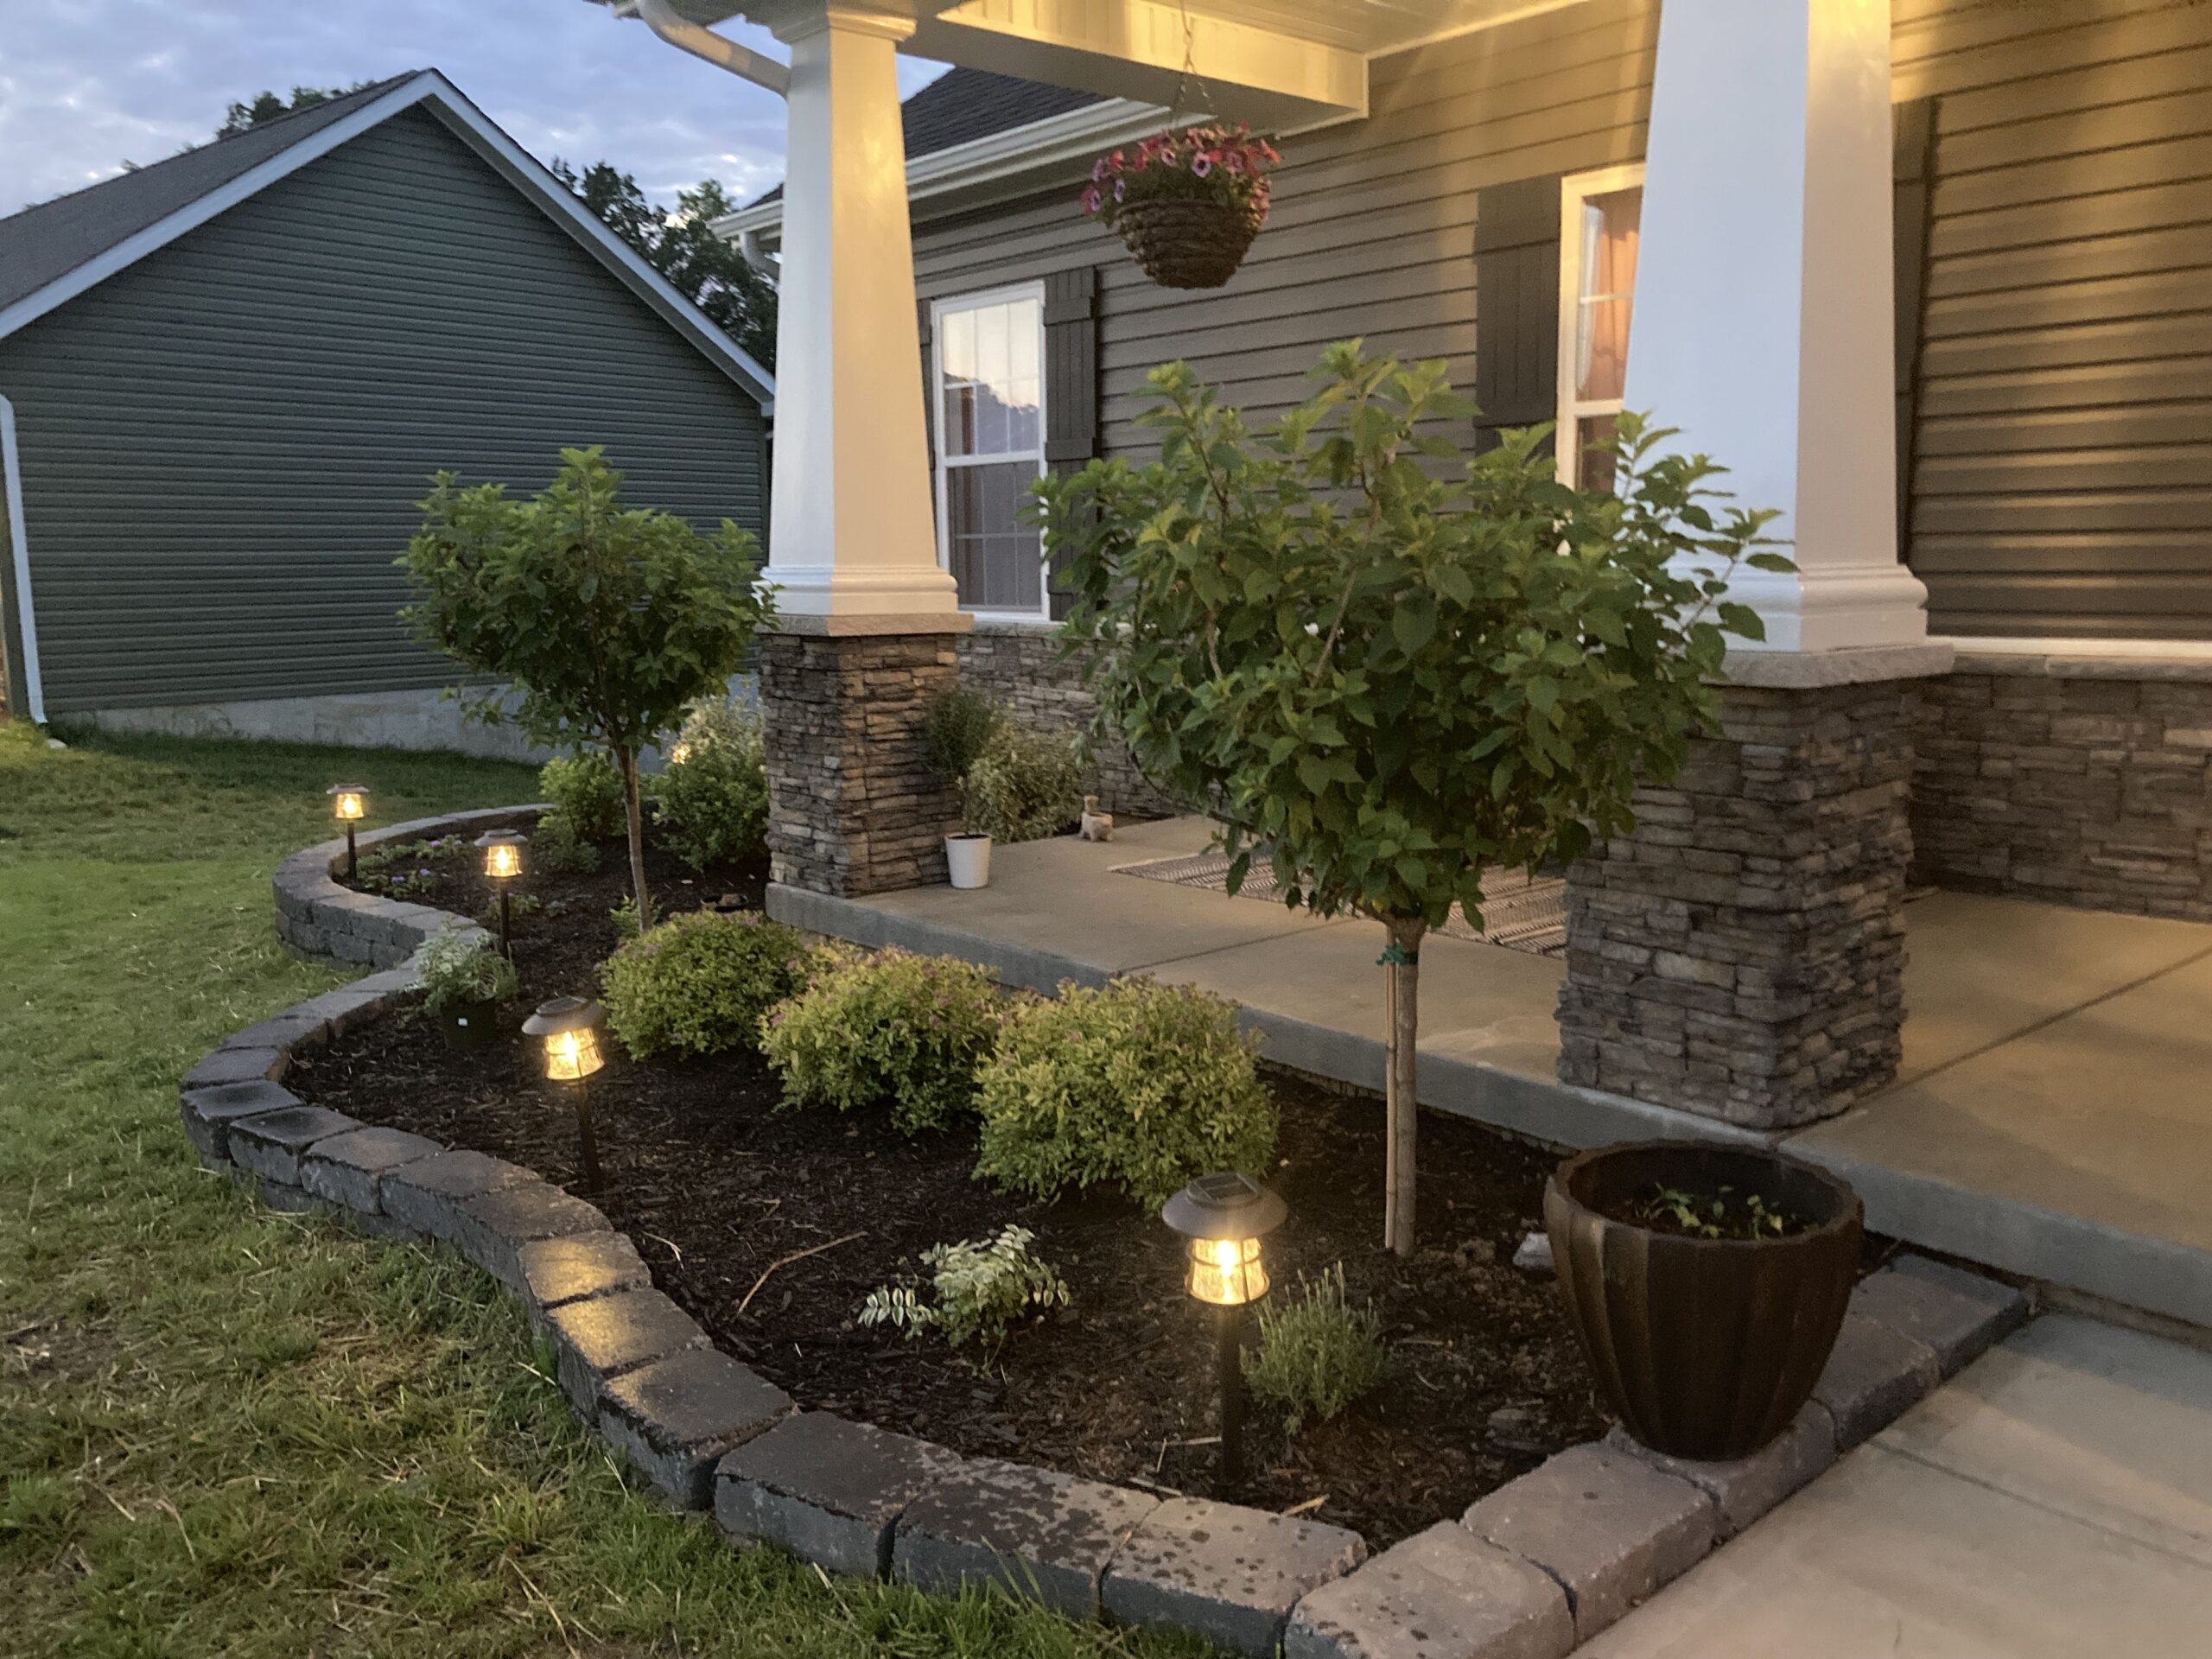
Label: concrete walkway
xmin=768 ymin=817 xmax=2212 ymax=1325
xmin=1582 ymin=1314 xmax=2212 ymax=1656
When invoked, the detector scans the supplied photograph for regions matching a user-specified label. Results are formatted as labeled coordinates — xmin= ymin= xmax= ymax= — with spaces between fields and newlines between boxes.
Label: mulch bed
xmin=302 ymin=826 xmax=1611 ymax=1546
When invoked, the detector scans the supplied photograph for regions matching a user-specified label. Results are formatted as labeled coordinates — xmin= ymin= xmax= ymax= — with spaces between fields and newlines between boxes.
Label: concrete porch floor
xmin=768 ymin=816 xmax=2212 ymax=1328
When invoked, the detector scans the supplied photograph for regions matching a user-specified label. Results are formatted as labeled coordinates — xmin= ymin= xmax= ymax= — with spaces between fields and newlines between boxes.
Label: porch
xmin=769 ymin=817 xmax=2212 ymax=1330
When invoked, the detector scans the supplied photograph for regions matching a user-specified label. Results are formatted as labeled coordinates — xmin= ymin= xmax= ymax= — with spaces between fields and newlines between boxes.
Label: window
xmin=932 ymin=285 xmax=1046 ymax=616
xmin=1557 ymin=166 xmax=1643 ymax=493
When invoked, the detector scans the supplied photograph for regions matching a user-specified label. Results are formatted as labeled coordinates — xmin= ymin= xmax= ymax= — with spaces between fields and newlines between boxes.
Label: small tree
xmin=401 ymin=447 xmax=772 ymax=926
xmin=1039 ymin=343 xmax=1784 ymax=1255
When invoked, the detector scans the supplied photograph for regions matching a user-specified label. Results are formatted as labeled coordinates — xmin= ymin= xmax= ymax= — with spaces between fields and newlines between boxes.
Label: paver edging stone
xmin=166 ymin=810 xmax=2045 ymax=1657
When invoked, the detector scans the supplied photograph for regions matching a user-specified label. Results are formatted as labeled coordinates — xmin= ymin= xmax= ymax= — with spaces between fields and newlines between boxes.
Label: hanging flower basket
xmin=1082 ymin=124 xmax=1278 ymax=290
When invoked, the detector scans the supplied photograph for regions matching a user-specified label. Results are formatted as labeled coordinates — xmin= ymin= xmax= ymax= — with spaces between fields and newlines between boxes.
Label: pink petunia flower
xmin=1081 ymin=184 xmax=1103 ymax=213
xmin=1091 ymin=156 xmax=1109 ymax=181
xmin=1114 ymin=176 xmax=1127 ymax=201
xmin=1190 ymin=153 xmax=1214 ymax=178
xmin=1222 ymin=151 xmax=1245 ymax=174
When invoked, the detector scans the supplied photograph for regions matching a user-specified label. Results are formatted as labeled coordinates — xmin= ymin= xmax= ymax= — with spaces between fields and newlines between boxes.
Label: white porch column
xmin=762 ymin=4 xmax=959 ymax=622
xmin=1624 ymin=0 xmax=1929 ymax=655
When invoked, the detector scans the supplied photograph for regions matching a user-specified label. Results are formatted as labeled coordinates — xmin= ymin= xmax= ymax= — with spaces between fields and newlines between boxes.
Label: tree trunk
xmin=1382 ymin=914 xmax=1427 ymax=1257
xmin=617 ymin=744 xmax=652 ymax=931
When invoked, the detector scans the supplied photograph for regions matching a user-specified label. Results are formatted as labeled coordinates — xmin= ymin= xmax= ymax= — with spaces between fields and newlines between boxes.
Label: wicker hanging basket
xmin=1112 ymin=194 xmax=1268 ymax=290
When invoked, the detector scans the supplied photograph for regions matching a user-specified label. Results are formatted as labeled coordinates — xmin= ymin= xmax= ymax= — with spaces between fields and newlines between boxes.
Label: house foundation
xmin=758 ymin=622 xmax=967 ymax=897
xmin=1555 ymin=659 xmax=1946 ymax=1132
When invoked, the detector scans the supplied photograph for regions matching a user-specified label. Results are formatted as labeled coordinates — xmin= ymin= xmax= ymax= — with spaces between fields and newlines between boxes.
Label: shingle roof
xmin=0 ymin=76 xmax=416 ymax=317
xmin=743 ymin=66 xmax=1104 ymax=210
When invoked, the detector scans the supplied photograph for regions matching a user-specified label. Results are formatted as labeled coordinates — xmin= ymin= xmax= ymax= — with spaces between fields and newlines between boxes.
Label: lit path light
xmin=1162 ymin=1172 xmax=1287 ymax=1485
xmin=524 ymin=996 xmax=607 ymax=1197
xmin=476 ymin=830 xmax=527 ymax=960
xmin=327 ymin=784 xmax=369 ymax=877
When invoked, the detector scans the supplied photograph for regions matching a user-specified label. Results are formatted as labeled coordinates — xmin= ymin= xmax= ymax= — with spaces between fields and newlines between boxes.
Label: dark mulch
xmin=304 ymin=828 xmax=1611 ymax=1546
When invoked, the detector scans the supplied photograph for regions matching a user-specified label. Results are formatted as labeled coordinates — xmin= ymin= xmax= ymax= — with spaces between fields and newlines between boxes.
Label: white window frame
xmin=930 ymin=281 xmax=1051 ymax=622
xmin=1555 ymin=162 xmax=1645 ymax=488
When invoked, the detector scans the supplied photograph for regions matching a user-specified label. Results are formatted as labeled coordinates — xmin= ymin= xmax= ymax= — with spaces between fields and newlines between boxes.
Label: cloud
xmin=0 ymin=0 xmax=950 ymax=217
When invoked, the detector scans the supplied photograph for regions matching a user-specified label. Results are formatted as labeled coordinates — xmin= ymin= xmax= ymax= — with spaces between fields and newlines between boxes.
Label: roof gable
xmin=0 ymin=72 xmax=774 ymax=406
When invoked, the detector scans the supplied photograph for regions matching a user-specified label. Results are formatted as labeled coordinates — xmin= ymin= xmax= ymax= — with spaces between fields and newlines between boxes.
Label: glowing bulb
xmin=331 ymin=790 xmax=365 ymax=822
xmin=543 ymin=1025 xmax=602 ymax=1083
xmin=1185 ymin=1234 xmax=1267 ymax=1306
xmin=485 ymin=842 xmax=522 ymax=880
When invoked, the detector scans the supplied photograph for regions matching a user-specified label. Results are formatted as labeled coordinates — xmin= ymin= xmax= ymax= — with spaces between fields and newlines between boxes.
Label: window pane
xmin=1574 ymin=186 xmax=1641 ymax=403
xmin=941 ymin=309 xmax=976 ymax=455
xmin=1573 ymin=414 xmax=1620 ymax=494
xmin=945 ymin=460 xmax=1042 ymax=611
xmin=1006 ymin=298 xmax=1041 ymax=452
xmin=976 ymin=303 xmax=1010 ymax=454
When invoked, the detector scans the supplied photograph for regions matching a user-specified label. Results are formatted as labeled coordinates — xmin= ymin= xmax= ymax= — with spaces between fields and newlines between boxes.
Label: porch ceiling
xmin=659 ymin=0 xmax=1593 ymax=126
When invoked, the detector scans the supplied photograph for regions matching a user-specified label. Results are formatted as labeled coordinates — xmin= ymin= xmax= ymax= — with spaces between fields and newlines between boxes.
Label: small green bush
xmin=1243 ymin=1264 xmax=1389 ymax=1432
xmin=653 ymin=696 xmax=768 ymax=870
xmin=530 ymin=810 xmax=600 ymax=874
xmin=859 ymin=1225 xmax=1070 ymax=1362
xmin=965 ymin=721 xmax=1084 ymax=843
xmin=762 ymin=947 xmax=1003 ymax=1134
xmin=538 ymin=752 xmax=626 ymax=840
xmin=973 ymin=977 xmax=1274 ymax=1208
xmin=417 ymin=927 xmax=518 ymax=1014
xmin=923 ymin=688 xmax=1003 ymax=783
xmin=601 ymin=908 xmax=804 ymax=1058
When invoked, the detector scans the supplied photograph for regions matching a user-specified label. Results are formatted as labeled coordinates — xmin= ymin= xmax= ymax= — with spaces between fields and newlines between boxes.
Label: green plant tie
xmin=1377 ymin=941 xmax=1419 ymax=967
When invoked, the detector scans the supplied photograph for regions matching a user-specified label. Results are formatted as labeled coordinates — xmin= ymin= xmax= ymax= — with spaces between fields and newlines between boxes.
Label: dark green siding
xmin=0 ymin=108 xmax=769 ymax=715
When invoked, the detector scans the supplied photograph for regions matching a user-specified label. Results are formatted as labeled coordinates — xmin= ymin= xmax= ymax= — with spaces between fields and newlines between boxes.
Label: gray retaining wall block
xmin=1284 ymin=1521 xmax=1573 ymax=1659
xmin=597 ymin=1348 xmax=793 ymax=1510
xmin=1608 ymin=1402 xmax=1836 ymax=1539
xmin=517 ymin=1232 xmax=654 ymax=1327
xmin=299 ymin=1128 xmax=446 ymax=1215
xmin=892 ymin=1456 xmax=1160 ymax=1621
xmin=183 ymin=1046 xmax=288 ymax=1090
xmin=542 ymin=1288 xmax=708 ymax=1414
xmin=1461 ymin=1442 xmax=1716 ymax=1642
xmin=222 ymin=1009 xmax=337 ymax=1054
xmin=1102 ymin=1495 xmax=1368 ymax=1657
xmin=226 ymin=1106 xmax=365 ymax=1188
xmin=449 ymin=1183 xmax=611 ymax=1291
xmin=1810 ymin=1313 xmax=1942 ymax=1450
xmin=1858 ymin=1257 xmax=2031 ymax=1376
xmin=381 ymin=1149 xmax=537 ymax=1243
xmin=715 ymin=1412 xmax=968 ymax=1580
xmin=178 ymin=1079 xmax=301 ymax=1166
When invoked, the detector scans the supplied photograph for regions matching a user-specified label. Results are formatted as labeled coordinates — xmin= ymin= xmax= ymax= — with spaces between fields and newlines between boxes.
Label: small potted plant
xmin=1544 ymin=1141 xmax=1863 ymax=1461
xmin=417 ymin=926 xmax=518 ymax=1050
xmin=924 ymin=689 xmax=1004 ymax=890
xmin=1080 ymin=123 xmax=1279 ymax=289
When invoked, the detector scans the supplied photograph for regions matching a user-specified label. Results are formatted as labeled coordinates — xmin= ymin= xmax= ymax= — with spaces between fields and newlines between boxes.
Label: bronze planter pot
xmin=1545 ymin=1141 xmax=1863 ymax=1461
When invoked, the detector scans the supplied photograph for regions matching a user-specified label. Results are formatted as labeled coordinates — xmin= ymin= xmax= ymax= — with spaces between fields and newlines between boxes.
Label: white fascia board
xmin=713 ymin=97 xmax=1166 ymax=247
xmin=0 ymin=71 xmax=775 ymax=410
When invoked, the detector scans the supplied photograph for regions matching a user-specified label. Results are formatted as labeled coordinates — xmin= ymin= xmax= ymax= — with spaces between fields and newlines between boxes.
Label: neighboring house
xmin=722 ymin=2 xmax=2212 ymax=922
xmin=0 ymin=70 xmax=774 ymax=757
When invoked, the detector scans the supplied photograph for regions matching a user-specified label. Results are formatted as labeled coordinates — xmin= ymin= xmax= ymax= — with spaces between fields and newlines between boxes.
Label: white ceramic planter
xmin=945 ymin=833 xmax=993 ymax=890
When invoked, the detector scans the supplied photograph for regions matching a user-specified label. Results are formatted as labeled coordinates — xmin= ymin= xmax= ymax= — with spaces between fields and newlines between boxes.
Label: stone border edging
xmin=202 ymin=810 xmax=2035 ymax=1658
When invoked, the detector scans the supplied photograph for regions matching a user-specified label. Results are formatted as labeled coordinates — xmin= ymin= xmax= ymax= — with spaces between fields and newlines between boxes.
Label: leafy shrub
xmin=1243 ymin=1264 xmax=1389 ymax=1432
xmin=654 ymin=696 xmax=769 ymax=870
xmin=601 ymin=908 xmax=804 ymax=1058
xmin=530 ymin=811 xmax=600 ymax=875
xmin=538 ymin=752 xmax=626 ymax=840
xmin=923 ymin=688 xmax=1003 ymax=784
xmin=974 ymin=977 xmax=1274 ymax=1208
xmin=417 ymin=927 xmax=518 ymax=1014
xmin=965 ymin=721 xmax=1084 ymax=843
xmin=860 ymin=1225 xmax=1070 ymax=1361
xmin=762 ymin=947 xmax=1003 ymax=1134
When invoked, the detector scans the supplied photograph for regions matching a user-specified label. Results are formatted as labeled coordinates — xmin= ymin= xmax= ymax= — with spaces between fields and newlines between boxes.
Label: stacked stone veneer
xmin=758 ymin=629 xmax=965 ymax=896
xmin=1555 ymin=681 xmax=1917 ymax=1131
xmin=1911 ymin=656 xmax=2212 ymax=922
xmin=954 ymin=624 xmax=1185 ymax=819
xmin=235 ymin=810 xmax=2033 ymax=1658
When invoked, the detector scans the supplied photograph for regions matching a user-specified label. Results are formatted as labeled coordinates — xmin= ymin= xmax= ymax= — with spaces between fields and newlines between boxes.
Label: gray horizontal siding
xmin=0 ymin=108 xmax=768 ymax=715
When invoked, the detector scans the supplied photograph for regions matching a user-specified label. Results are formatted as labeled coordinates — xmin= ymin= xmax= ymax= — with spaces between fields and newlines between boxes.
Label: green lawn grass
xmin=0 ymin=721 xmax=1204 ymax=1659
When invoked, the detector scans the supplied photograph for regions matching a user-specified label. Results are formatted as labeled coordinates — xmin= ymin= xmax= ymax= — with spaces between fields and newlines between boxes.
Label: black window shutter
xmin=1472 ymin=175 xmax=1562 ymax=455
xmin=1041 ymin=267 xmax=1099 ymax=620
xmin=917 ymin=297 xmax=937 ymax=475
xmin=1893 ymin=98 xmax=1937 ymax=566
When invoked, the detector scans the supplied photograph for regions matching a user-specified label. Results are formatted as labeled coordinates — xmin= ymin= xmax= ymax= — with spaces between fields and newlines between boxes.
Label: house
xmin=0 ymin=70 xmax=774 ymax=757
xmin=616 ymin=1 xmax=2211 ymax=1141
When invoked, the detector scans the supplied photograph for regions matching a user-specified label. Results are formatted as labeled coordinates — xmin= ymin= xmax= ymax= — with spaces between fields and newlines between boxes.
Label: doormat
xmin=1116 ymin=851 xmax=1569 ymax=958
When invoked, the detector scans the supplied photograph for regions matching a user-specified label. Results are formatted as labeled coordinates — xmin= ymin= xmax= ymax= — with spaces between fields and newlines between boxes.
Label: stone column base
xmin=758 ymin=625 xmax=965 ymax=897
xmin=1555 ymin=678 xmax=1920 ymax=1131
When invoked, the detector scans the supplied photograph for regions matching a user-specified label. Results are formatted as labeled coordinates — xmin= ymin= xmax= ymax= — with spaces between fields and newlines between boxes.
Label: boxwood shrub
xmin=654 ymin=696 xmax=769 ymax=870
xmin=601 ymin=908 xmax=804 ymax=1059
xmin=974 ymin=977 xmax=1274 ymax=1208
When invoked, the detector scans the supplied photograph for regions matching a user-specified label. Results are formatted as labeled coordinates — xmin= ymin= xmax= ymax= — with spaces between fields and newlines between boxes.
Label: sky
xmin=0 ymin=0 xmax=950 ymax=219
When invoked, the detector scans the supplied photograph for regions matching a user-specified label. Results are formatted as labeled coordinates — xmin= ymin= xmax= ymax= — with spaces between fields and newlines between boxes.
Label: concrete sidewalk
xmin=769 ymin=816 xmax=2212 ymax=1325
xmin=1581 ymin=1314 xmax=2212 ymax=1657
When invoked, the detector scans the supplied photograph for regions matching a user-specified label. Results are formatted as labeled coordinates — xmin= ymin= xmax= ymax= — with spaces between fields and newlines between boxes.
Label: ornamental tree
xmin=1037 ymin=342 xmax=1785 ymax=1255
xmin=400 ymin=446 xmax=772 ymax=926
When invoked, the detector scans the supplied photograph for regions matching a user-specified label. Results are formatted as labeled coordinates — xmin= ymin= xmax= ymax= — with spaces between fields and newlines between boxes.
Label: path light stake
xmin=524 ymin=996 xmax=606 ymax=1197
xmin=476 ymin=830 xmax=527 ymax=959
xmin=1163 ymin=1172 xmax=1287 ymax=1486
xmin=327 ymin=784 xmax=370 ymax=877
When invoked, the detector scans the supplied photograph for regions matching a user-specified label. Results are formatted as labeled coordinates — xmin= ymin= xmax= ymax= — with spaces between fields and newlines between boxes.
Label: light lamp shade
xmin=1186 ymin=1235 xmax=1268 ymax=1306
xmin=476 ymin=830 xmax=527 ymax=880
xmin=1160 ymin=1171 xmax=1288 ymax=1308
xmin=327 ymin=784 xmax=369 ymax=822
xmin=523 ymin=995 xmax=607 ymax=1083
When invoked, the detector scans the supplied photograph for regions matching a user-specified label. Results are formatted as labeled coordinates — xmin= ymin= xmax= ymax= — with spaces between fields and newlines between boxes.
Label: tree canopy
xmin=215 ymin=85 xmax=374 ymax=139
